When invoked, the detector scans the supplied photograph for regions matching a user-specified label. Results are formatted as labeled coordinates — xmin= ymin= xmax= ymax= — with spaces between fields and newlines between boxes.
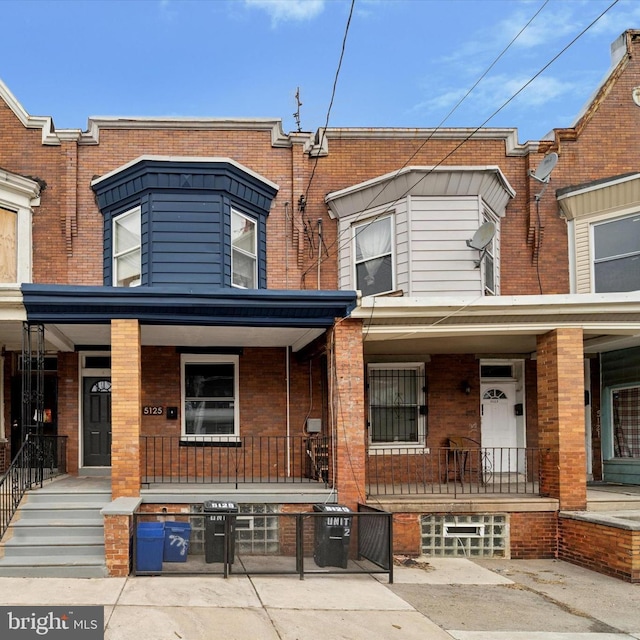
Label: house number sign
xmin=143 ymin=406 xmax=164 ymax=416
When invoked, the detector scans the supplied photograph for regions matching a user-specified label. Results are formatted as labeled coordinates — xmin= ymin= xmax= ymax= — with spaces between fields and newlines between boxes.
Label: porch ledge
xmin=368 ymin=495 xmax=559 ymax=513
xmin=141 ymin=484 xmax=336 ymax=505
xmin=101 ymin=497 xmax=143 ymax=516
xmin=560 ymin=509 xmax=640 ymax=531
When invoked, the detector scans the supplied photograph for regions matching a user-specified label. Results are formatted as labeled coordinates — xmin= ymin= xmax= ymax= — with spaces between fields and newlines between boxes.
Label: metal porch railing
xmin=366 ymin=446 xmax=543 ymax=497
xmin=0 ymin=434 xmax=67 ymax=539
xmin=141 ymin=435 xmax=332 ymax=487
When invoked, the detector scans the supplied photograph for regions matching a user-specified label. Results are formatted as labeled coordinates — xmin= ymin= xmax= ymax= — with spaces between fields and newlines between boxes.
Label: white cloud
xmin=412 ymin=73 xmax=579 ymax=124
xmin=244 ymin=0 xmax=325 ymax=25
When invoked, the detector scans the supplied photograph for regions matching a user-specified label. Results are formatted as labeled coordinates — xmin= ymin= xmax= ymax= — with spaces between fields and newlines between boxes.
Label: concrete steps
xmin=0 ymin=482 xmax=111 ymax=578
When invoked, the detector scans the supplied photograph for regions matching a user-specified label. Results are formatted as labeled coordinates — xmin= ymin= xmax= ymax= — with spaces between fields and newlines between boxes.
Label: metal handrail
xmin=140 ymin=435 xmax=332 ymax=486
xmin=0 ymin=434 xmax=67 ymax=539
xmin=366 ymin=445 xmax=543 ymax=497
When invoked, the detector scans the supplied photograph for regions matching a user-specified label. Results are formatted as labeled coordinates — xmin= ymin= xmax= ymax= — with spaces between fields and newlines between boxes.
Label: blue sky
xmin=1 ymin=0 xmax=639 ymax=143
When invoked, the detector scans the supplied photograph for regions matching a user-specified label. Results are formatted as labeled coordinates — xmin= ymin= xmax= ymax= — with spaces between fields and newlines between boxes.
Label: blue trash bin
xmin=163 ymin=521 xmax=192 ymax=562
xmin=136 ymin=522 xmax=165 ymax=572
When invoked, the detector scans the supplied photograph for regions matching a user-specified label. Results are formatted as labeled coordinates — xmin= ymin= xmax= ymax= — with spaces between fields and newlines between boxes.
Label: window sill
xmin=369 ymin=445 xmax=429 ymax=454
xmin=180 ymin=437 xmax=241 ymax=447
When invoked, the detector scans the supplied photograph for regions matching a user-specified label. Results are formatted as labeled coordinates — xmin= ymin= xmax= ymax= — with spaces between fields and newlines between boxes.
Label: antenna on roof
xmin=293 ymin=87 xmax=303 ymax=133
xmin=529 ymin=152 xmax=558 ymax=201
xmin=466 ymin=221 xmax=496 ymax=268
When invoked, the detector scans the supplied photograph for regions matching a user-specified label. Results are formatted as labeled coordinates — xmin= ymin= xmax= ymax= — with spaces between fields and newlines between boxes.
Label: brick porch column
xmin=111 ymin=319 xmax=142 ymax=499
xmin=537 ymin=328 xmax=587 ymax=510
xmin=329 ymin=318 xmax=365 ymax=509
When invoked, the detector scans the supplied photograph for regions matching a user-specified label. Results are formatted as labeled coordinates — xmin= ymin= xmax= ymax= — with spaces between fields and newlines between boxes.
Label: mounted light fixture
xmin=460 ymin=380 xmax=471 ymax=395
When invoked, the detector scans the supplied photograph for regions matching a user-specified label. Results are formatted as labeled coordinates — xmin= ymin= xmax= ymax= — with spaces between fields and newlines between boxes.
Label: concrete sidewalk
xmin=0 ymin=559 xmax=637 ymax=639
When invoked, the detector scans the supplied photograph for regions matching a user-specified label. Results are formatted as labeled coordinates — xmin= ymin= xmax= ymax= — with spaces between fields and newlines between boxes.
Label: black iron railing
xmin=366 ymin=446 xmax=543 ymax=497
xmin=141 ymin=435 xmax=332 ymax=487
xmin=132 ymin=508 xmax=393 ymax=581
xmin=0 ymin=434 xmax=67 ymax=538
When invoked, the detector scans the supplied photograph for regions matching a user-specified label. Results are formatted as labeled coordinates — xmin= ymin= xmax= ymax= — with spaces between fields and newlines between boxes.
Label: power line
xmin=302 ymin=0 xmax=620 ymax=283
xmin=303 ymin=0 xmax=355 ymax=208
xmin=299 ymin=0 xmax=549 ymax=281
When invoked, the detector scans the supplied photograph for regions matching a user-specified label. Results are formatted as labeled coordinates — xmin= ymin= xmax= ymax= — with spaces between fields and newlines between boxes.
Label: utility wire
xmin=302 ymin=0 xmax=620 ymax=281
xmin=303 ymin=0 xmax=355 ymax=209
xmin=300 ymin=0 xmax=549 ymax=280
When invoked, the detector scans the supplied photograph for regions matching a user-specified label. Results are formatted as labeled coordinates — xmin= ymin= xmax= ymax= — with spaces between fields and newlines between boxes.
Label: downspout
xmin=286 ymin=345 xmax=291 ymax=477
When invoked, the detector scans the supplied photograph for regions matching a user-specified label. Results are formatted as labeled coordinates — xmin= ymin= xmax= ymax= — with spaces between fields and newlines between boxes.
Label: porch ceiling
xmin=45 ymin=323 xmax=326 ymax=352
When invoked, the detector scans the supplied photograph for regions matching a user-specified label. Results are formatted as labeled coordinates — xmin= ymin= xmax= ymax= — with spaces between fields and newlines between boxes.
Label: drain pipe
xmin=286 ymin=346 xmax=291 ymax=477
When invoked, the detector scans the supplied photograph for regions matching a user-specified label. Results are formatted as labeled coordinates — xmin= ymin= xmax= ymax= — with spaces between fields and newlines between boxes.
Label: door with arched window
xmin=83 ymin=377 xmax=112 ymax=467
xmin=481 ymin=382 xmax=518 ymax=472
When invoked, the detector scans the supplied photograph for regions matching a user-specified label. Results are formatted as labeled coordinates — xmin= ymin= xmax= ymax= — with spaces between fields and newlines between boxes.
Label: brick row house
xmin=1 ymin=30 xmax=640 ymax=580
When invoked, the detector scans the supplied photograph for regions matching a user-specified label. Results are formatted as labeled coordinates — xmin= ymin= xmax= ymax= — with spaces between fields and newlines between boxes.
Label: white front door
xmin=481 ymin=382 xmax=518 ymax=472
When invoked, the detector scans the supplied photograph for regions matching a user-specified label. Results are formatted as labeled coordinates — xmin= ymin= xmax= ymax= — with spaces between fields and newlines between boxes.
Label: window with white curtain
xmin=113 ymin=207 xmax=141 ymax=287
xmin=353 ymin=215 xmax=393 ymax=296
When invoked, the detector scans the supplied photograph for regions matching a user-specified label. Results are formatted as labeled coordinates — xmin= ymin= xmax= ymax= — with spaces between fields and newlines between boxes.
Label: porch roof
xmin=21 ymin=285 xmax=358 ymax=352
xmin=352 ymin=291 xmax=640 ymax=356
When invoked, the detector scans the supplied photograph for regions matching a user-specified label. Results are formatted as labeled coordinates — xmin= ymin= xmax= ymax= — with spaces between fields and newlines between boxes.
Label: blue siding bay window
xmin=92 ymin=158 xmax=278 ymax=289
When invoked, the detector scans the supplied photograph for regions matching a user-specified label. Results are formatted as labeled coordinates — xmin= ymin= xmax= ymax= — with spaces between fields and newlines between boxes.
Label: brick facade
xmin=559 ymin=516 xmax=640 ymax=582
xmin=4 ymin=31 xmax=640 ymax=580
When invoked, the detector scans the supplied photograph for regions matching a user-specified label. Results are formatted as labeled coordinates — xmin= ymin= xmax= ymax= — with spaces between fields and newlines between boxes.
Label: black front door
xmin=83 ymin=377 xmax=111 ymax=467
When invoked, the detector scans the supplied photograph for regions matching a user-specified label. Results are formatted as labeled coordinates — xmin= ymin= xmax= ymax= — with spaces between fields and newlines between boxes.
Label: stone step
xmin=24 ymin=491 xmax=111 ymax=505
xmin=17 ymin=504 xmax=108 ymax=519
xmin=0 ymin=539 xmax=105 ymax=557
xmin=8 ymin=522 xmax=103 ymax=538
xmin=0 ymin=556 xmax=108 ymax=578
xmin=0 ymin=483 xmax=109 ymax=579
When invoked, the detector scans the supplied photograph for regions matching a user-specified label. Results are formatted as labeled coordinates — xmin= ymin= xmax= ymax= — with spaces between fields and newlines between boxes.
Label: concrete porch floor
xmin=30 ymin=475 xmax=640 ymax=512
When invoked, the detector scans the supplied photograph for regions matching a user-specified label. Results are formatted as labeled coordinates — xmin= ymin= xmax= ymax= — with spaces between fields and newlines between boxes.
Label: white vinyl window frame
xmin=180 ymin=354 xmax=240 ymax=442
xmin=481 ymin=208 xmax=499 ymax=296
xmin=352 ymin=214 xmax=395 ymax=296
xmin=112 ymin=206 xmax=141 ymax=287
xmin=367 ymin=362 xmax=426 ymax=451
xmin=231 ymin=208 xmax=257 ymax=289
xmin=591 ymin=211 xmax=640 ymax=293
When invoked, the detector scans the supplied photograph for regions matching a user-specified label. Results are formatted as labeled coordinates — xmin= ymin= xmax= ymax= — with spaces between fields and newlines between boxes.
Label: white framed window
xmin=481 ymin=211 xmax=498 ymax=295
xmin=0 ymin=171 xmax=39 ymax=285
xmin=232 ymin=209 xmax=257 ymax=289
xmin=592 ymin=213 xmax=640 ymax=293
xmin=181 ymin=354 xmax=239 ymax=440
xmin=113 ymin=207 xmax=141 ymax=287
xmin=368 ymin=363 xmax=425 ymax=447
xmin=353 ymin=215 xmax=394 ymax=296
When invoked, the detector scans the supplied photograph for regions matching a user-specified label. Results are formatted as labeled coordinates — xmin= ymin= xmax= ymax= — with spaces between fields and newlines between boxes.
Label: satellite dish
xmin=466 ymin=221 xmax=496 ymax=250
xmin=530 ymin=152 xmax=558 ymax=183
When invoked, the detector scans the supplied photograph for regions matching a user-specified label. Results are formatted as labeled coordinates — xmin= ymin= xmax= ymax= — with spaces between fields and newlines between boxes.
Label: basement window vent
xmin=421 ymin=514 xmax=508 ymax=558
xmin=444 ymin=524 xmax=484 ymax=538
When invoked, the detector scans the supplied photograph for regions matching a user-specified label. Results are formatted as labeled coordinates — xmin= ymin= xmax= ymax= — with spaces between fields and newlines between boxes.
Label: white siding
xmin=409 ymin=196 xmax=483 ymax=297
xmin=338 ymin=195 xmax=495 ymax=297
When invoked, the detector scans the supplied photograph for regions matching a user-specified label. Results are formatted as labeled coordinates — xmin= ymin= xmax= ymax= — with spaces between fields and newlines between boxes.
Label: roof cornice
xmin=78 ymin=116 xmax=293 ymax=147
xmin=0 ymin=78 xmax=61 ymax=146
xmin=305 ymin=127 xmax=539 ymax=158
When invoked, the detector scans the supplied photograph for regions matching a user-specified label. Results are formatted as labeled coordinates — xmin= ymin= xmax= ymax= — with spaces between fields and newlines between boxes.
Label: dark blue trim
xmin=93 ymin=159 xmax=277 ymax=289
xmin=22 ymin=285 xmax=358 ymax=329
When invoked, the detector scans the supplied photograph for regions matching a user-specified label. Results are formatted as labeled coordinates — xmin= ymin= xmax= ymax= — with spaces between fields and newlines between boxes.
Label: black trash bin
xmin=203 ymin=500 xmax=238 ymax=564
xmin=313 ymin=504 xmax=352 ymax=568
